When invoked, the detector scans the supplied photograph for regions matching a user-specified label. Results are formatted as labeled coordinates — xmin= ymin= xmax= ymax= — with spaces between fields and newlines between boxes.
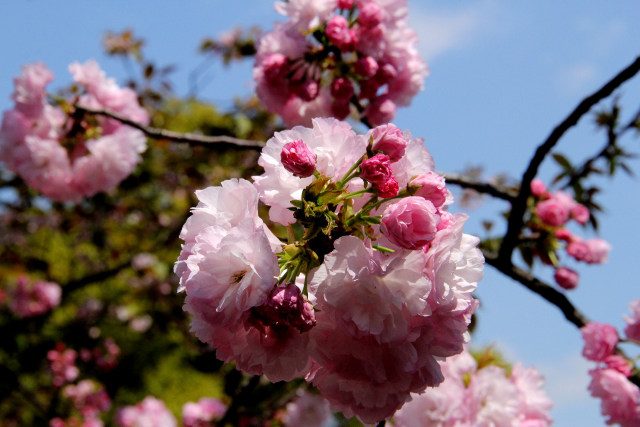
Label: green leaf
xmin=552 ymin=153 xmax=573 ymax=171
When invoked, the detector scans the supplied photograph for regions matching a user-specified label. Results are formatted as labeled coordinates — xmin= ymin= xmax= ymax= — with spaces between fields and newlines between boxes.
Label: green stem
xmin=372 ymin=244 xmax=395 ymax=253
xmin=336 ymin=154 xmax=366 ymax=189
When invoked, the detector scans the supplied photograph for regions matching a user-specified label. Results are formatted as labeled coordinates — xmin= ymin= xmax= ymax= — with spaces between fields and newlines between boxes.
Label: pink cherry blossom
xmin=530 ymin=178 xmax=548 ymax=198
xmin=381 ymin=197 xmax=441 ymax=250
xmin=588 ymin=368 xmax=640 ymax=426
xmin=281 ymin=389 xmax=331 ymax=427
xmin=0 ymin=61 xmax=149 ymax=202
xmin=253 ymin=118 xmax=367 ymax=225
xmin=281 ymin=139 xmax=316 ymax=178
xmin=604 ymin=355 xmax=633 ymax=378
xmin=394 ymin=350 xmax=552 ymax=426
xmin=47 ymin=343 xmax=79 ymax=387
xmin=580 ymin=322 xmax=618 ymax=362
xmin=369 ymin=123 xmax=408 ymax=162
xmin=375 ymin=176 xmax=399 ymax=198
xmin=623 ymin=299 xmax=640 ymax=342
xmin=8 ymin=276 xmax=61 ymax=318
xmin=571 ymin=203 xmax=590 ymax=225
xmin=115 ymin=396 xmax=177 ymax=427
xmin=554 ymin=267 xmax=579 ymax=290
xmin=257 ymin=0 xmax=428 ymax=125
xmin=63 ymin=380 xmax=111 ymax=419
xmin=182 ymin=398 xmax=226 ymax=427
xmin=309 ymin=236 xmax=431 ymax=343
xmin=536 ymin=197 xmax=570 ymax=227
xmin=325 ymin=15 xmax=356 ymax=51
xmin=567 ymin=238 xmax=611 ymax=264
xmin=360 ymin=153 xmax=393 ymax=185
xmin=410 ymin=172 xmax=448 ymax=208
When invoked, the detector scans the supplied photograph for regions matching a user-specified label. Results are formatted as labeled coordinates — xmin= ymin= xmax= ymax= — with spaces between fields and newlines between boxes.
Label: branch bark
xmin=73 ymin=104 xmax=265 ymax=150
xmin=442 ymin=172 xmax=517 ymax=203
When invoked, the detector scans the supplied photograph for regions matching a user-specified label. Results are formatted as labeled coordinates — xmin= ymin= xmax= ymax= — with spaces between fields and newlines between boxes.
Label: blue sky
xmin=1 ymin=1 xmax=640 ymax=425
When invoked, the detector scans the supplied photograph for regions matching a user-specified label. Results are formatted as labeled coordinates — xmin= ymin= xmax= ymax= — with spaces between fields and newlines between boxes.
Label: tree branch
xmin=499 ymin=55 xmax=640 ymax=261
xmin=442 ymin=172 xmax=517 ymax=203
xmin=73 ymin=104 xmax=265 ymax=150
xmin=482 ymin=249 xmax=589 ymax=328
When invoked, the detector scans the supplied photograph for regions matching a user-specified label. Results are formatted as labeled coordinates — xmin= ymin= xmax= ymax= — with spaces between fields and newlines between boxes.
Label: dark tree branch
xmin=442 ymin=172 xmax=517 ymax=203
xmin=483 ymin=248 xmax=640 ymax=387
xmin=73 ymin=104 xmax=265 ymax=150
xmin=499 ymin=55 xmax=640 ymax=261
xmin=482 ymin=249 xmax=589 ymax=328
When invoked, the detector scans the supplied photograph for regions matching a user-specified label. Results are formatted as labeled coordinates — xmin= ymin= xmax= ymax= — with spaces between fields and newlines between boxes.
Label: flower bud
xmin=281 ymin=139 xmax=316 ymax=178
xmin=571 ymin=203 xmax=590 ymax=225
xmin=410 ymin=172 xmax=447 ymax=208
xmin=326 ymin=15 xmax=355 ymax=51
xmin=370 ymin=123 xmax=407 ymax=162
xmin=381 ymin=197 xmax=440 ymax=249
xmin=375 ymin=176 xmax=399 ymax=198
xmin=530 ymin=178 xmax=547 ymax=198
xmin=360 ymin=153 xmax=393 ymax=184
xmin=536 ymin=198 xmax=570 ymax=227
xmin=554 ymin=267 xmax=579 ymax=290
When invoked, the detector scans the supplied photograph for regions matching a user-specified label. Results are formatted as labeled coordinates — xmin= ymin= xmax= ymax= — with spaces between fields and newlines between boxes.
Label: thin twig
xmin=73 ymin=104 xmax=265 ymax=149
xmin=499 ymin=55 xmax=640 ymax=261
xmin=442 ymin=172 xmax=517 ymax=203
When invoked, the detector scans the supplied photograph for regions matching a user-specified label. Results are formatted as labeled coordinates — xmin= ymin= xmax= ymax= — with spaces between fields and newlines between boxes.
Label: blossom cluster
xmin=394 ymin=348 xmax=553 ymax=426
xmin=115 ymin=395 xmax=226 ymax=427
xmin=6 ymin=276 xmax=61 ymax=318
xmin=175 ymin=117 xmax=483 ymax=422
xmin=0 ymin=60 xmax=149 ymax=202
xmin=580 ymin=316 xmax=640 ymax=426
xmin=254 ymin=0 xmax=428 ymax=126
xmin=528 ymin=179 xmax=611 ymax=290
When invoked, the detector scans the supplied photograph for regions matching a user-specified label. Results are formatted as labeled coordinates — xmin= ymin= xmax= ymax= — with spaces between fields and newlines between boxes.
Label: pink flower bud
xmin=359 ymin=78 xmax=381 ymax=99
xmin=326 ymin=15 xmax=355 ymax=51
xmin=580 ymin=322 xmax=618 ymax=362
xmin=364 ymin=97 xmax=396 ymax=126
xmin=536 ymin=198 xmax=570 ymax=227
xmin=250 ymin=283 xmax=316 ymax=333
xmin=604 ymin=355 xmax=633 ymax=377
xmin=358 ymin=3 xmax=383 ymax=27
xmin=410 ymin=172 xmax=447 ymax=208
xmin=281 ymin=139 xmax=316 ymax=178
xmin=293 ymin=80 xmax=319 ymax=101
xmin=338 ymin=0 xmax=355 ymax=10
xmin=436 ymin=210 xmax=455 ymax=231
xmin=360 ymin=153 xmax=393 ymax=184
xmin=355 ymin=56 xmax=379 ymax=78
xmin=370 ymin=123 xmax=408 ymax=162
xmin=554 ymin=228 xmax=573 ymax=242
xmin=375 ymin=176 xmax=399 ymax=198
xmin=584 ymin=238 xmax=611 ymax=264
xmin=624 ymin=299 xmax=640 ymax=343
xmin=554 ymin=267 xmax=579 ymax=290
xmin=381 ymin=197 xmax=440 ymax=249
xmin=331 ymin=99 xmax=351 ymax=120
xmin=571 ymin=203 xmax=590 ymax=225
xmin=331 ymin=77 xmax=354 ymax=100
xmin=262 ymin=54 xmax=288 ymax=82
xmin=530 ymin=178 xmax=547 ymax=198
xmin=375 ymin=63 xmax=397 ymax=83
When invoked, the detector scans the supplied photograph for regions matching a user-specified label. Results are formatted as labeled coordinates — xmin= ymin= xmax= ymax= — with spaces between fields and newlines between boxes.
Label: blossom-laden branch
xmin=72 ymin=104 xmax=265 ymax=150
xmin=500 ymin=54 xmax=640 ymax=261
